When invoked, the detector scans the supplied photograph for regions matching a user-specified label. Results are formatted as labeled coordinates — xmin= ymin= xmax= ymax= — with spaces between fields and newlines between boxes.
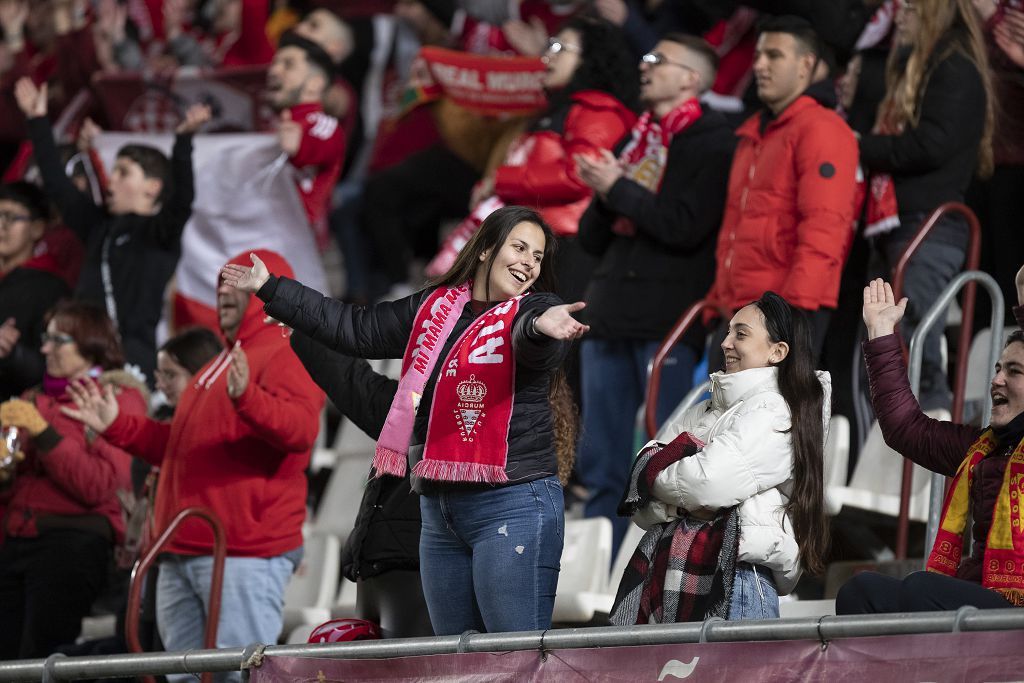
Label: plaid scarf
xmin=610 ymin=431 xmax=740 ymax=625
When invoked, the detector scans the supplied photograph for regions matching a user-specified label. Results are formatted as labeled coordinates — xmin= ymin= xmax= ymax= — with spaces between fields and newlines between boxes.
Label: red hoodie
xmin=103 ymin=250 xmax=324 ymax=556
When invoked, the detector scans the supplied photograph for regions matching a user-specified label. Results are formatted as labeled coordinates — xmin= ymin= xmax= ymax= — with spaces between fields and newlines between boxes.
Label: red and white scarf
xmin=373 ymin=283 xmax=523 ymax=484
xmin=863 ymin=105 xmax=902 ymax=238
xmin=612 ymin=98 xmax=703 ymax=236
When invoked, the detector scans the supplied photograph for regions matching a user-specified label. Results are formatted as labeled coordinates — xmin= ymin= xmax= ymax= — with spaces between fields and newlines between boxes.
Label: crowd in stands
xmin=1 ymin=0 xmax=1024 ymax=665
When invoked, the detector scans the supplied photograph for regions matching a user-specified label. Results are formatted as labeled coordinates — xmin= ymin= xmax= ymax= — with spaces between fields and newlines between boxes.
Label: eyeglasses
xmin=641 ymin=52 xmax=697 ymax=73
xmin=0 ymin=211 xmax=31 ymax=225
xmin=41 ymin=332 xmax=75 ymax=346
xmin=546 ymin=38 xmax=582 ymax=55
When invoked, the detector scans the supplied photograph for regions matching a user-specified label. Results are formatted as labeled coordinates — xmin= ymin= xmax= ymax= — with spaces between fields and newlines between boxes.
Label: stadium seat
xmin=552 ymin=517 xmax=614 ymax=623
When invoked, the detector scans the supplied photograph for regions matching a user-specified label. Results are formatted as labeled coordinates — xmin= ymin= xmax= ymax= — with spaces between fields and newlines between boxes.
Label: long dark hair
xmin=753 ymin=291 xmax=829 ymax=576
xmin=553 ymin=15 xmax=640 ymax=111
xmin=431 ymin=205 xmax=557 ymax=300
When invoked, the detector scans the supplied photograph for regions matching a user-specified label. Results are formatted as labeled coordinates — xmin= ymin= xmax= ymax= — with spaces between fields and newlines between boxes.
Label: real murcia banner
xmin=92 ymin=132 xmax=327 ymax=334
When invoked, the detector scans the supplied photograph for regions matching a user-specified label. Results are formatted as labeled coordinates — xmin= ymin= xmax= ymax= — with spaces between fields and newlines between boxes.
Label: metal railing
xmin=124 ymin=507 xmax=227 ymax=683
xmin=3 ymin=609 xmax=1023 ymax=682
xmin=907 ymin=271 xmax=1003 ymax=560
xmin=644 ymin=300 xmax=731 ymax=439
xmin=891 ymin=202 xmax=982 ymax=560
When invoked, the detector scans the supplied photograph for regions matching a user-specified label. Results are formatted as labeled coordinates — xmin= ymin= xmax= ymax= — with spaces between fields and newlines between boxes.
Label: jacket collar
xmin=737 ymin=94 xmax=818 ymax=140
xmin=709 ymin=366 xmax=779 ymax=410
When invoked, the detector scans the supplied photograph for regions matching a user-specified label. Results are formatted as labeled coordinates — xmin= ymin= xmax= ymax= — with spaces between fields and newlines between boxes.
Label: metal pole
xmin=4 ymin=610 xmax=1024 ymax=683
xmin=905 ymin=271 xmax=1003 ymax=561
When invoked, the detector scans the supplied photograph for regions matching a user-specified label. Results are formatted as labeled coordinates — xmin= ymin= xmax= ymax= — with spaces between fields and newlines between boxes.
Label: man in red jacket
xmin=267 ymin=32 xmax=347 ymax=251
xmin=704 ymin=16 xmax=858 ymax=358
xmin=65 ymin=250 xmax=323 ymax=675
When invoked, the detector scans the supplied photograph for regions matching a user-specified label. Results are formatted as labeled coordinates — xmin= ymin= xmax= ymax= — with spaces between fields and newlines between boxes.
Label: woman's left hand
xmin=534 ymin=302 xmax=590 ymax=341
xmin=0 ymin=398 xmax=49 ymax=437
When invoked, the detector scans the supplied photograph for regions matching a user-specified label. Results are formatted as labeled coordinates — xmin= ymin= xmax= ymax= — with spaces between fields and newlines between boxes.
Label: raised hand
xmin=0 ymin=0 xmax=28 ymax=49
xmin=502 ymin=16 xmax=547 ymax=56
xmin=220 ymin=252 xmax=271 ymax=293
xmin=176 ymin=102 xmax=212 ymax=134
xmin=14 ymin=77 xmax=46 ymax=118
xmin=594 ymin=0 xmax=628 ymax=26
xmin=226 ymin=342 xmax=249 ymax=399
xmin=61 ymin=379 xmax=119 ymax=433
xmin=277 ymin=110 xmax=302 ymax=156
xmin=862 ymin=278 xmax=908 ymax=341
xmin=995 ymin=9 xmax=1024 ymax=68
xmin=534 ymin=302 xmax=590 ymax=341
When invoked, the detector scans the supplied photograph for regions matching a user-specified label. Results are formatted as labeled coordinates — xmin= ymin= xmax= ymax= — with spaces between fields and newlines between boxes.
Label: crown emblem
xmin=456 ymin=374 xmax=487 ymax=403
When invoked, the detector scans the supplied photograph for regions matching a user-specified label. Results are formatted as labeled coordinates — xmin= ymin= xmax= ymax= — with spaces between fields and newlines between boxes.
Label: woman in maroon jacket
xmin=0 ymin=301 xmax=146 ymax=658
xmin=836 ymin=277 xmax=1024 ymax=613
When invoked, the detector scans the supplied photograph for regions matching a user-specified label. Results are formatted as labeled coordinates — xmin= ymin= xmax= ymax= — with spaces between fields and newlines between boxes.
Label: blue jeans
xmin=157 ymin=551 xmax=299 ymax=683
xmin=418 ymin=476 xmax=564 ymax=635
xmin=728 ymin=562 xmax=779 ymax=620
xmin=578 ymin=338 xmax=696 ymax=557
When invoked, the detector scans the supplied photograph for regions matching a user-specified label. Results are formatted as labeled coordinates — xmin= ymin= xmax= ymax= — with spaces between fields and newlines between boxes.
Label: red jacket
xmin=288 ymin=102 xmax=347 ymax=250
xmin=2 ymin=372 xmax=146 ymax=544
xmin=493 ymin=90 xmax=636 ymax=237
xmin=705 ymin=95 xmax=858 ymax=315
xmin=103 ymin=251 xmax=324 ymax=557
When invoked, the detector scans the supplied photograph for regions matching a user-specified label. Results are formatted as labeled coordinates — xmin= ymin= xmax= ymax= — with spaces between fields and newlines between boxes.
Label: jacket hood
xmin=804 ymin=79 xmax=838 ymax=110
xmin=223 ymin=249 xmax=294 ymax=343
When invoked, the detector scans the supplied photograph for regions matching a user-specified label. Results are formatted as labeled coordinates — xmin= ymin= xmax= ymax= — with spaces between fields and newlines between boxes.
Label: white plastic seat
xmin=606 ymin=522 xmax=647 ymax=602
xmin=823 ymin=415 xmax=850 ymax=516
xmin=281 ymin=532 xmax=341 ymax=637
xmin=310 ymin=455 xmax=373 ymax=543
xmin=830 ymin=409 xmax=951 ymax=522
xmin=552 ymin=517 xmax=614 ymax=622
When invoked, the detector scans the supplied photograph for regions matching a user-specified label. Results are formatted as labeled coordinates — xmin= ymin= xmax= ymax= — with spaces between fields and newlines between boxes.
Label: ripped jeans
xmin=418 ymin=476 xmax=564 ymax=635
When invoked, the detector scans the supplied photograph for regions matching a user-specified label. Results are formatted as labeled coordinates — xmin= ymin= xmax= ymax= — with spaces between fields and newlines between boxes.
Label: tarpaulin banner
xmin=406 ymin=46 xmax=547 ymax=115
xmin=92 ymin=66 xmax=275 ymax=134
xmin=250 ymin=630 xmax=1024 ymax=682
xmin=93 ymin=132 xmax=326 ymax=333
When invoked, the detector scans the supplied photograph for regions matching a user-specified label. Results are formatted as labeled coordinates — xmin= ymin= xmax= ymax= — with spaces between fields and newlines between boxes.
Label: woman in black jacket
xmin=859 ymin=0 xmax=993 ymax=410
xmin=223 ymin=206 xmax=586 ymax=635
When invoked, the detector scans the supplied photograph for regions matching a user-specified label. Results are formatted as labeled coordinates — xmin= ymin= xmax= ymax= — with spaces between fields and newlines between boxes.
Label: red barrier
xmin=891 ymin=202 xmax=982 ymax=560
xmin=125 ymin=506 xmax=227 ymax=683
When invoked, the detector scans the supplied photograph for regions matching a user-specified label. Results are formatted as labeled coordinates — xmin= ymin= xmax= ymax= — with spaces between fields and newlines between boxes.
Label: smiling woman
xmin=835 ymin=276 xmax=1024 ymax=615
xmin=220 ymin=205 xmax=589 ymax=635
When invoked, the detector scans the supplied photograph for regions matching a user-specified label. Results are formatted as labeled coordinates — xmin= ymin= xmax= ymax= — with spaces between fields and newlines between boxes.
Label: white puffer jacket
xmin=632 ymin=366 xmax=831 ymax=595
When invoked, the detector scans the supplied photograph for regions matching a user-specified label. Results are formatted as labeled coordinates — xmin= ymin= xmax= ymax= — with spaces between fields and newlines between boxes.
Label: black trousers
xmin=835 ymin=570 xmax=1014 ymax=614
xmin=356 ymin=570 xmax=434 ymax=639
xmin=0 ymin=529 xmax=111 ymax=659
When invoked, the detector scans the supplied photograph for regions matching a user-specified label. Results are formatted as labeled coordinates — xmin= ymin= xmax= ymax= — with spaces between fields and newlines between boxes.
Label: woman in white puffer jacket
xmin=633 ymin=291 xmax=831 ymax=619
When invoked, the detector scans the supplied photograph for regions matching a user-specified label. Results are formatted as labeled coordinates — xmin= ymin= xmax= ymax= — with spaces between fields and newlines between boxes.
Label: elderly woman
xmin=0 ymin=301 xmax=146 ymax=658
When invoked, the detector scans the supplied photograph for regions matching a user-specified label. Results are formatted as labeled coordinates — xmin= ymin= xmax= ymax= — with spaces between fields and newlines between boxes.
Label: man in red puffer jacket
xmin=705 ymin=16 xmax=858 ymax=358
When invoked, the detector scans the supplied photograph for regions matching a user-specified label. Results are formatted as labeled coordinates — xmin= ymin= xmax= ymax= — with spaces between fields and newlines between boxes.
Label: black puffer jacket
xmin=261 ymin=278 xmax=568 ymax=486
xmin=290 ymin=331 xmax=415 ymax=581
xmin=0 ymin=265 xmax=69 ymax=401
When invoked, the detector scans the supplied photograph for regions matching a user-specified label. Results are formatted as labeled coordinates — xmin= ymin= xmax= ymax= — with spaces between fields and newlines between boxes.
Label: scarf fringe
xmin=411 ymin=459 xmax=509 ymax=484
xmin=997 ymin=588 xmax=1024 ymax=606
xmin=372 ymin=446 xmax=408 ymax=478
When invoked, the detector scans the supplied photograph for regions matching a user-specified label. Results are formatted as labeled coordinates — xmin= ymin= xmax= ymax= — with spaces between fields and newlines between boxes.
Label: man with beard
xmin=267 ymin=32 xmax=347 ymax=250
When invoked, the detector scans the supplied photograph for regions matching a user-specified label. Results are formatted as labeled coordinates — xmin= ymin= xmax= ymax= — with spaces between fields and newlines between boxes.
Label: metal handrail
xmin=891 ymin=202 xmax=982 ymax=559
xmin=645 ymin=300 xmax=732 ymax=439
xmin=4 ymin=609 xmax=1024 ymax=682
xmin=905 ymin=271 xmax=1003 ymax=561
xmin=124 ymin=506 xmax=227 ymax=683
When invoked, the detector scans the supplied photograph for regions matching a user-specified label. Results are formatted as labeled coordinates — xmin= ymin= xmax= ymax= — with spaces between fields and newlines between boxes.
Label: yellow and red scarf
xmin=927 ymin=429 xmax=1024 ymax=605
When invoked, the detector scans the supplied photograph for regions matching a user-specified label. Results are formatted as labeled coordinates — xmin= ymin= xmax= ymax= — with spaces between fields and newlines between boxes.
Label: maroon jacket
xmin=863 ymin=305 xmax=1024 ymax=582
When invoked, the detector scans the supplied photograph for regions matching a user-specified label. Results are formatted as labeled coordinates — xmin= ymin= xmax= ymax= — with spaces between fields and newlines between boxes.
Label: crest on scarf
xmin=455 ymin=374 xmax=487 ymax=441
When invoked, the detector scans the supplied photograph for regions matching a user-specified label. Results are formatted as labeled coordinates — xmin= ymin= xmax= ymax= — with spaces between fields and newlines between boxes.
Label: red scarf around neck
xmin=612 ymin=98 xmax=703 ymax=236
xmin=373 ymin=284 xmax=523 ymax=484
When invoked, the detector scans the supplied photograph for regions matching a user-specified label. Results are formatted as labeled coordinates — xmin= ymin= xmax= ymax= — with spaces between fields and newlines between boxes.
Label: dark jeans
xmin=0 ymin=530 xmax=111 ymax=659
xmin=836 ymin=570 xmax=1014 ymax=614
xmin=871 ymin=214 xmax=966 ymax=410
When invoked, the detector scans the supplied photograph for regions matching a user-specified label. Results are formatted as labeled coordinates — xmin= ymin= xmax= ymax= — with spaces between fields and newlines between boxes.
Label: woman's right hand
xmin=61 ymin=379 xmax=119 ymax=433
xmin=220 ymin=252 xmax=271 ymax=294
xmin=862 ymin=278 xmax=908 ymax=340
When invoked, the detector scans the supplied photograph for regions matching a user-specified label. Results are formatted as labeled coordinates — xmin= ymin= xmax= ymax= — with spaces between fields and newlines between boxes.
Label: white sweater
xmin=632 ymin=366 xmax=831 ymax=595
